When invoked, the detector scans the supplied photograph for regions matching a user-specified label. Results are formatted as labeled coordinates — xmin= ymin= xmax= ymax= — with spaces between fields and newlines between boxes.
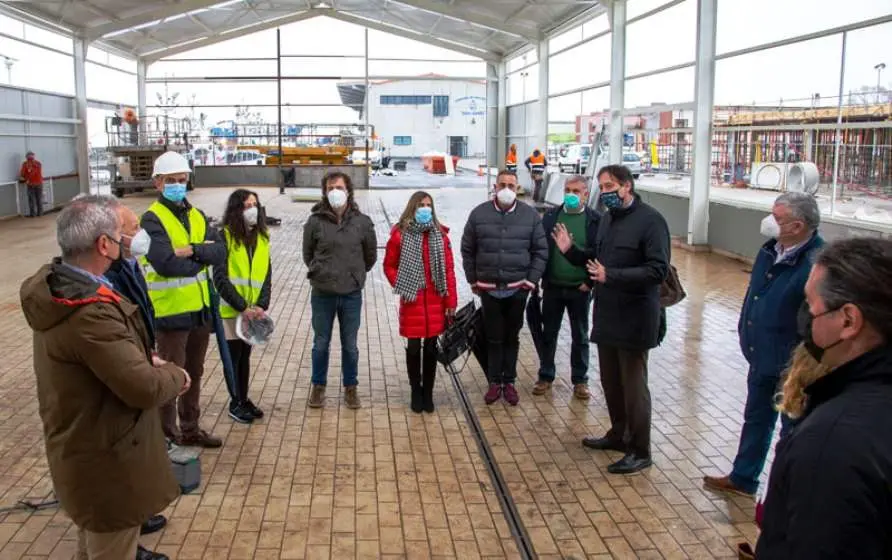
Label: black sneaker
xmin=228 ymin=402 xmax=254 ymax=424
xmin=136 ymin=545 xmax=169 ymax=560
xmin=244 ymin=399 xmax=264 ymax=419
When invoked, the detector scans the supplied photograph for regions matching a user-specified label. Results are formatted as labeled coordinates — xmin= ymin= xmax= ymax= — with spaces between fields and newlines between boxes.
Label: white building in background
xmin=337 ymin=74 xmax=486 ymax=159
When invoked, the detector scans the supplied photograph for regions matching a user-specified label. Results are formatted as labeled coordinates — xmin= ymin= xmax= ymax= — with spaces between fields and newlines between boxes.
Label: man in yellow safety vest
xmin=140 ymin=151 xmax=227 ymax=448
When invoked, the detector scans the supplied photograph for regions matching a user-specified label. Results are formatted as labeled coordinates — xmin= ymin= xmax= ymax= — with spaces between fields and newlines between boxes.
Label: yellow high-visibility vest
xmin=139 ymin=201 xmax=210 ymax=319
xmin=219 ymin=229 xmax=270 ymax=319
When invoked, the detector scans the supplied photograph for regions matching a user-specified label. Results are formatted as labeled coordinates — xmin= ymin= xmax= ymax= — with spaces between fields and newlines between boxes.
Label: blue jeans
xmin=538 ymin=286 xmax=591 ymax=384
xmin=311 ymin=290 xmax=362 ymax=387
xmin=730 ymin=369 xmax=793 ymax=494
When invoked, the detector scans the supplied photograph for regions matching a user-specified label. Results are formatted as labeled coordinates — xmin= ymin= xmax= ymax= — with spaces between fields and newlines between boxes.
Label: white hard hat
xmin=153 ymin=151 xmax=191 ymax=177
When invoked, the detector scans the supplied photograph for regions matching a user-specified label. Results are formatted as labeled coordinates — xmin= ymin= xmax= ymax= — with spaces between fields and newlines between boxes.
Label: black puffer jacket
xmin=565 ymin=194 xmax=670 ymax=350
xmin=756 ymin=345 xmax=892 ymax=559
xmin=460 ymin=200 xmax=548 ymax=287
xmin=302 ymin=201 xmax=377 ymax=295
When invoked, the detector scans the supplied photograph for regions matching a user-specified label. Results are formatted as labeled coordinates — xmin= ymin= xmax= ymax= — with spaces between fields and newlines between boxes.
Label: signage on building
xmin=456 ymin=96 xmax=486 ymax=116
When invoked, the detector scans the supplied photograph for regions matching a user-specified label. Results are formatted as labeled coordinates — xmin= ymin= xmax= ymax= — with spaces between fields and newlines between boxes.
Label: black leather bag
xmin=437 ymin=301 xmax=487 ymax=376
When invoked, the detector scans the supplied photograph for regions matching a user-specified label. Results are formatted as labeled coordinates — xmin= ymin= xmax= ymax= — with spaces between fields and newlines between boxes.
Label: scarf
xmin=394 ymin=221 xmax=447 ymax=302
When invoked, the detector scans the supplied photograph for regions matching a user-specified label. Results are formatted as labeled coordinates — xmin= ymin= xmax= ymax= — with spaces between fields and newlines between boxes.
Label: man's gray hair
xmin=565 ymin=174 xmax=589 ymax=190
xmin=775 ymin=192 xmax=821 ymax=231
xmin=57 ymin=194 xmax=121 ymax=258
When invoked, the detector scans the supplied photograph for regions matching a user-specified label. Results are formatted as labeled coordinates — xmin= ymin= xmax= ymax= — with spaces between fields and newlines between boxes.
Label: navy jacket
xmin=738 ymin=233 xmax=824 ymax=378
xmin=105 ymin=258 xmax=156 ymax=349
xmin=540 ymin=205 xmax=600 ymax=289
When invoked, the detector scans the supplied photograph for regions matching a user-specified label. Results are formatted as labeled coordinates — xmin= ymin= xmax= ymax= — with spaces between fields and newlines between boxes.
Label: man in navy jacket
xmin=704 ymin=192 xmax=824 ymax=497
xmin=103 ymin=202 xmax=168 ymax=540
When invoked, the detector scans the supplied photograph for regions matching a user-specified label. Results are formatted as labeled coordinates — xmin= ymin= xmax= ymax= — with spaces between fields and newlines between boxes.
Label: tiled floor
xmin=0 ymin=186 xmax=769 ymax=559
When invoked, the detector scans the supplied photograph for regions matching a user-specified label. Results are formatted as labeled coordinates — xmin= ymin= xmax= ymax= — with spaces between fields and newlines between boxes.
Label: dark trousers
xmin=226 ymin=339 xmax=253 ymax=404
xmin=538 ymin=286 xmax=591 ymax=384
xmin=406 ymin=337 xmax=437 ymax=387
xmin=157 ymin=325 xmax=211 ymax=439
xmin=480 ymin=291 xmax=529 ymax=384
xmin=730 ymin=370 xmax=792 ymax=494
xmin=26 ymin=185 xmax=42 ymax=217
xmin=599 ymin=344 xmax=652 ymax=457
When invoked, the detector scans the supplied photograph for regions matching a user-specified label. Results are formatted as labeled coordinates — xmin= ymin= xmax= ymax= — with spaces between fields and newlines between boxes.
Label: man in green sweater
xmin=534 ymin=175 xmax=601 ymax=400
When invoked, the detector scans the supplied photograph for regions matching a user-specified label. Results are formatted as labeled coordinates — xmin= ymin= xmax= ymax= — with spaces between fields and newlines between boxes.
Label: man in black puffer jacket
xmin=555 ymin=164 xmax=670 ymax=475
xmin=461 ymin=169 xmax=548 ymax=406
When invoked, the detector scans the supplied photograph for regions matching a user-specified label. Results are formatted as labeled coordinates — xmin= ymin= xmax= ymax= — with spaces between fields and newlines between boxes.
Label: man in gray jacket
xmin=461 ymin=169 xmax=549 ymax=406
xmin=303 ymin=171 xmax=377 ymax=409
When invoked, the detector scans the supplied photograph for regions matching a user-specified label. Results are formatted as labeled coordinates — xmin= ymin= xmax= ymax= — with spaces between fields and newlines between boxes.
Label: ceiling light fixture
xmin=313 ymin=2 xmax=331 ymax=8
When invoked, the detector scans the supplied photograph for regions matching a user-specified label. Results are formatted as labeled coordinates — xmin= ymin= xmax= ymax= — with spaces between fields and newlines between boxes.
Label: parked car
xmin=559 ymin=144 xmax=592 ymax=173
xmin=623 ymin=152 xmax=642 ymax=178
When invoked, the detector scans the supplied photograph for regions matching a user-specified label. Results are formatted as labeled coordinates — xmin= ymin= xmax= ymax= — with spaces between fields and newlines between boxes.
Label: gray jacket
xmin=461 ymin=200 xmax=548 ymax=287
xmin=302 ymin=201 xmax=378 ymax=295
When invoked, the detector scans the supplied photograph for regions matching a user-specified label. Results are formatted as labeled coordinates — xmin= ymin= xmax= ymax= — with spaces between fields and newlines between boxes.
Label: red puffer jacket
xmin=384 ymin=224 xmax=458 ymax=339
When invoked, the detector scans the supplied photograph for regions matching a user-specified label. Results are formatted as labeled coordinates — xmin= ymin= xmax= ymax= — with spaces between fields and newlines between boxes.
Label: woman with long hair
xmin=383 ymin=191 xmax=458 ymax=413
xmin=213 ymin=189 xmax=272 ymax=424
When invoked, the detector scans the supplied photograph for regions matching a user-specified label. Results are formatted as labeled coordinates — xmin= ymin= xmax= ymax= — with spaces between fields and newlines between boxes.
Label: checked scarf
xmin=394 ymin=221 xmax=447 ymax=303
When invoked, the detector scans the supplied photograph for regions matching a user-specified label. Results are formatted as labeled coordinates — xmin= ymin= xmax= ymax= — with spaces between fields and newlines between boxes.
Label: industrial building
xmin=0 ymin=1 xmax=891 ymax=558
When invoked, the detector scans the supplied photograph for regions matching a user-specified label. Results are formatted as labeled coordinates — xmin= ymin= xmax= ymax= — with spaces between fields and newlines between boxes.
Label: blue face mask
xmin=415 ymin=207 xmax=433 ymax=224
xmin=162 ymin=183 xmax=188 ymax=203
xmin=564 ymin=193 xmax=581 ymax=210
xmin=599 ymin=191 xmax=623 ymax=210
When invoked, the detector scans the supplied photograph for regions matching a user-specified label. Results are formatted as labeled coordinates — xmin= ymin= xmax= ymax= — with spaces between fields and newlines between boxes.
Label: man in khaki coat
xmin=20 ymin=195 xmax=189 ymax=560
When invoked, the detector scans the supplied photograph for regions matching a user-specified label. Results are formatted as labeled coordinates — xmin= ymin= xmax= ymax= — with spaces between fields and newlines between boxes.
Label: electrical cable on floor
xmin=0 ymin=490 xmax=58 ymax=515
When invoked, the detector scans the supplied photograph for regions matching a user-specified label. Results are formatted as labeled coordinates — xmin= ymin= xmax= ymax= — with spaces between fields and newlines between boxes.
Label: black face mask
xmin=104 ymin=235 xmax=125 ymax=266
xmin=797 ymin=302 xmax=843 ymax=363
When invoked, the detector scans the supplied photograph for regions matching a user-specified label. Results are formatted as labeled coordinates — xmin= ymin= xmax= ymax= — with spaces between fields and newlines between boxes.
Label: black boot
xmin=422 ymin=338 xmax=437 ymax=413
xmin=407 ymin=342 xmax=423 ymax=413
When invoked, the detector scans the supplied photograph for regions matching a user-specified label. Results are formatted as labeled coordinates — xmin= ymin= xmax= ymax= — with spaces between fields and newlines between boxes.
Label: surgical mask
xmin=327 ymin=189 xmax=347 ymax=209
xmin=599 ymin=191 xmax=622 ymax=210
xmin=415 ymin=207 xmax=433 ymax=224
xmin=760 ymin=215 xmax=780 ymax=238
xmin=496 ymin=187 xmax=516 ymax=207
xmin=244 ymin=206 xmax=259 ymax=227
xmin=564 ymin=193 xmax=581 ymax=210
xmin=128 ymin=229 xmax=151 ymax=259
xmin=162 ymin=183 xmax=188 ymax=203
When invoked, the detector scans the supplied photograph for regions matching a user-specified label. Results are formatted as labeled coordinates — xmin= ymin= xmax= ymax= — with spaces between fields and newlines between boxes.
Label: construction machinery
xmin=105 ymin=112 xmax=193 ymax=198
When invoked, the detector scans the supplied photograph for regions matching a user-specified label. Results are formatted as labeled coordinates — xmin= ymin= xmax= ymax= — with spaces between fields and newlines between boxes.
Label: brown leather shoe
xmin=344 ymin=386 xmax=361 ymax=409
xmin=532 ymin=381 xmax=551 ymax=395
xmin=703 ymin=475 xmax=754 ymax=498
xmin=176 ymin=430 xmax=222 ymax=449
xmin=573 ymin=384 xmax=591 ymax=400
xmin=307 ymin=384 xmax=325 ymax=408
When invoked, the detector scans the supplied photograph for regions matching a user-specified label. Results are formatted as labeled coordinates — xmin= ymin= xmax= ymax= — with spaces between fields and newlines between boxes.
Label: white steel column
xmin=486 ymin=62 xmax=499 ymax=170
xmin=73 ymin=37 xmax=91 ymax=195
xmin=688 ymin=0 xmax=718 ymax=246
xmin=608 ymin=0 xmax=626 ymax=165
xmin=535 ymin=40 xmax=549 ymax=157
xmin=497 ymin=61 xmax=507 ymax=171
xmin=137 ymin=59 xmax=147 ymax=144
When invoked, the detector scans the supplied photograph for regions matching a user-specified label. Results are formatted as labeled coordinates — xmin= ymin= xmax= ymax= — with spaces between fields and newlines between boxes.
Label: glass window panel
xmin=149 ymin=59 xmax=279 ymax=79
xmin=627 ymin=0 xmax=677 ymax=20
xmin=549 ymin=25 xmax=583 ymax=53
xmin=507 ymin=50 xmax=536 ymax=73
xmin=582 ymin=14 xmax=609 ymax=38
xmin=548 ymin=92 xmax=582 ymax=123
xmin=163 ymin=29 xmax=277 ymax=59
xmin=717 ymin=0 xmax=892 ymax=55
xmin=23 ymin=24 xmax=72 ymax=53
xmin=582 ymin=86 xmax=610 ymax=114
xmin=548 ymin=34 xmax=611 ymax=95
xmin=0 ymin=37 xmax=74 ymax=95
xmin=369 ymin=30 xmax=477 ymax=60
xmin=625 ymin=0 xmax=696 ymax=77
xmin=280 ymin=17 xmax=365 ymax=56
xmin=369 ymin=60 xmax=485 ymax=78
xmin=624 ymin=66 xmax=694 ymax=108
xmin=842 ymin=21 xmax=892 ymax=105
xmin=87 ymin=63 xmax=137 ymax=104
xmin=146 ymin=81 xmax=278 ymax=107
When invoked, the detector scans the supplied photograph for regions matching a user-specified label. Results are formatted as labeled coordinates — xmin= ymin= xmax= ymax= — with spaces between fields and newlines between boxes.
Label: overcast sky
xmin=0 ymin=0 xmax=889 ymax=147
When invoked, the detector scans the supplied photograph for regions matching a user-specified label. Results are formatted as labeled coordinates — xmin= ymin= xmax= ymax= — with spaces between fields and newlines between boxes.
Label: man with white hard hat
xmin=139 ymin=151 xmax=227 ymax=448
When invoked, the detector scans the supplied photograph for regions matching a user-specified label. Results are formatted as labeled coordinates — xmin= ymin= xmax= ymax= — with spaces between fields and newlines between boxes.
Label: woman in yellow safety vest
xmin=213 ymin=189 xmax=272 ymax=425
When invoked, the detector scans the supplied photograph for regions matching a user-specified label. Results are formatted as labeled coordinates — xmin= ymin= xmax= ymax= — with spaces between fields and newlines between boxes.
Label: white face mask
xmin=760 ymin=215 xmax=781 ymax=239
xmin=496 ymin=187 xmax=517 ymax=207
xmin=129 ymin=229 xmax=151 ymax=258
xmin=243 ymin=206 xmax=259 ymax=227
xmin=327 ymin=189 xmax=348 ymax=209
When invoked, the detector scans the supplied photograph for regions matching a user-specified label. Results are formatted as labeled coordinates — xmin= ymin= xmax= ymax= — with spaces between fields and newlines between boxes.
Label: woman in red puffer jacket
xmin=384 ymin=191 xmax=458 ymax=414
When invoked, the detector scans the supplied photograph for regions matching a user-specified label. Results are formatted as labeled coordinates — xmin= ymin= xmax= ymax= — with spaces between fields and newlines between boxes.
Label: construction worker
xmin=506 ymin=144 xmax=518 ymax=173
xmin=19 ymin=151 xmax=43 ymax=217
xmin=525 ymin=148 xmax=548 ymax=201
xmin=140 ymin=151 xmax=227 ymax=448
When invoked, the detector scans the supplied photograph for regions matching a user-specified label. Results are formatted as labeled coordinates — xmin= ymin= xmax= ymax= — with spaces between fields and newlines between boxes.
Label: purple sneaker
xmin=503 ymin=384 xmax=519 ymax=406
xmin=484 ymin=384 xmax=502 ymax=404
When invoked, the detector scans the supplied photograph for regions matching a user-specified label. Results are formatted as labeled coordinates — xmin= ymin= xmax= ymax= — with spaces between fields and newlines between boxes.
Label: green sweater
xmin=547 ymin=210 xmax=588 ymax=287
